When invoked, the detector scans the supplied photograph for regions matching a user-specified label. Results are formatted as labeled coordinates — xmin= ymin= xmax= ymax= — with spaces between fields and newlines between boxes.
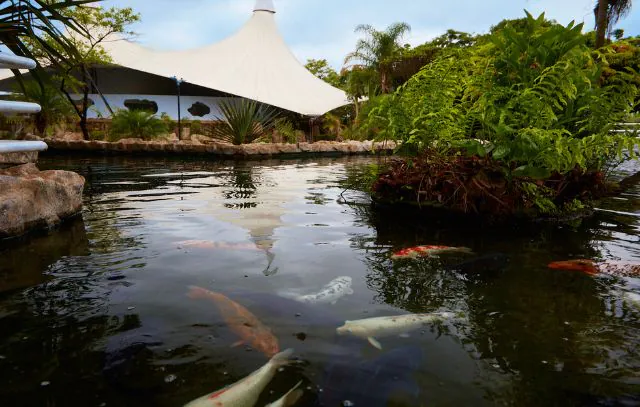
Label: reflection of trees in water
xmin=348 ymin=202 xmax=640 ymax=403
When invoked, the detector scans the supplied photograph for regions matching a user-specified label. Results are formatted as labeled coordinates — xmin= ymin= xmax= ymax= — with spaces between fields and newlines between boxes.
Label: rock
xmin=0 ymin=151 xmax=38 ymax=166
xmin=0 ymin=163 xmax=85 ymax=239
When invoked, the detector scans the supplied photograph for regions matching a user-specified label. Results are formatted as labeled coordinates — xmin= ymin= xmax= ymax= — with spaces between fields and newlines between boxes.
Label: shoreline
xmin=40 ymin=138 xmax=396 ymax=158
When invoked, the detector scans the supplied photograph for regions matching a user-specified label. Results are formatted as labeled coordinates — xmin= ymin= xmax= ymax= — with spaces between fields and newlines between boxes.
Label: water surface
xmin=1 ymin=155 xmax=639 ymax=406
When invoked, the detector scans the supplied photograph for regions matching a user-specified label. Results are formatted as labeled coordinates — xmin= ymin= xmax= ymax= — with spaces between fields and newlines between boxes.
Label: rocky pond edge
xmin=40 ymin=138 xmax=397 ymax=157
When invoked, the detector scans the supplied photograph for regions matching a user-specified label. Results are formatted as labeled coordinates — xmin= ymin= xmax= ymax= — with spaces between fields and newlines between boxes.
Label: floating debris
xmin=40 ymin=381 xmax=50 ymax=387
xmin=127 ymin=306 xmax=136 ymax=311
xmin=342 ymin=401 xmax=354 ymax=407
xmin=164 ymin=374 xmax=177 ymax=383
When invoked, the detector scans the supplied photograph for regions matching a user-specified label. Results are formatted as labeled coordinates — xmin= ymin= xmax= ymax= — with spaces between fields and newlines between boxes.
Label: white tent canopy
xmin=95 ymin=0 xmax=350 ymax=116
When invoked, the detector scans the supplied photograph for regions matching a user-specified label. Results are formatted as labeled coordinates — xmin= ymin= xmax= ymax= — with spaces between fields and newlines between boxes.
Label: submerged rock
xmin=0 ymin=163 xmax=85 ymax=239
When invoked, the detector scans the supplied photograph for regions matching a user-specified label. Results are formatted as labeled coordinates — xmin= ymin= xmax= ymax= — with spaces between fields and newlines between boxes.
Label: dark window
xmin=188 ymin=101 xmax=211 ymax=117
xmin=124 ymin=99 xmax=159 ymax=113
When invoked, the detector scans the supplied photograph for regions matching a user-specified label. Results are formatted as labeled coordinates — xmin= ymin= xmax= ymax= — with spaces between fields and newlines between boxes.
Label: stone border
xmin=41 ymin=138 xmax=396 ymax=158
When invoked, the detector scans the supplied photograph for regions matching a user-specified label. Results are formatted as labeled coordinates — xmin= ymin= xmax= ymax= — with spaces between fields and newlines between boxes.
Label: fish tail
xmin=270 ymin=348 xmax=295 ymax=368
xmin=282 ymin=381 xmax=304 ymax=406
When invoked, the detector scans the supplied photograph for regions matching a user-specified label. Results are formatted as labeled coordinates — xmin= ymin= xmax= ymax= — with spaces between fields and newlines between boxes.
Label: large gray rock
xmin=0 ymin=164 xmax=85 ymax=239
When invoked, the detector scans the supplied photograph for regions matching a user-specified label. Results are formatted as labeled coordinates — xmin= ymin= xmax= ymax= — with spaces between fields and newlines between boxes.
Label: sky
xmin=104 ymin=0 xmax=640 ymax=70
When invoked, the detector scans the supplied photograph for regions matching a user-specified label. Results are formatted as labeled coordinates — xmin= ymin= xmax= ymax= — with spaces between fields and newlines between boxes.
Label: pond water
xmin=1 ymin=155 xmax=639 ymax=406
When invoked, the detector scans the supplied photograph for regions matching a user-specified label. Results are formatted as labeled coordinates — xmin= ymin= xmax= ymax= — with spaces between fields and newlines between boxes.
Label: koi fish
xmin=176 ymin=240 xmax=262 ymax=251
xmin=547 ymin=259 xmax=640 ymax=278
xmin=265 ymin=381 xmax=304 ymax=407
xmin=391 ymin=245 xmax=474 ymax=260
xmin=187 ymin=286 xmax=279 ymax=357
xmin=623 ymin=291 xmax=640 ymax=308
xmin=336 ymin=312 xmax=455 ymax=350
xmin=183 ymin=349 xmax=294 ymax=407
xmin=277 ymin=276 xmax=353 ymax=305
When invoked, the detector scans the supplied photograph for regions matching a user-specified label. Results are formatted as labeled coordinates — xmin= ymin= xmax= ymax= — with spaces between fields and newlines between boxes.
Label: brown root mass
xmin=371 ymin=151 xmax=607 ymax=218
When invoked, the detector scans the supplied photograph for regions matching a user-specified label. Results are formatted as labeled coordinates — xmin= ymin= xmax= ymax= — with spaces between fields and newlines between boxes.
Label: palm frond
xmin=210 ymin=98 xmax=280 ymax=145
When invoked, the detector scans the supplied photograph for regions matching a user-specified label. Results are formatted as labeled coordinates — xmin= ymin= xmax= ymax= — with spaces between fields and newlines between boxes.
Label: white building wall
xmin=76 ymin=94 xmax=233 ymax=121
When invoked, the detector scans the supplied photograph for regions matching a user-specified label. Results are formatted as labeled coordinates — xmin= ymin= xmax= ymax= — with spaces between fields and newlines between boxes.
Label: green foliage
xmin=190 ymin=120 xmax=203 ymax=135
xmin=361 ymin=11 xmax=639 ymax=176
xmin=109 ymin=109 xmax=168 ymax=141
xmin=13 ymin=79 xmax=74 ymax=134
xmin=274 ymin=118 xmax=298 ymax=144
xmin=210 ymin=99 xmax=280 ymax=145
xmin=305 ymin=59 xmax=342 ymax=88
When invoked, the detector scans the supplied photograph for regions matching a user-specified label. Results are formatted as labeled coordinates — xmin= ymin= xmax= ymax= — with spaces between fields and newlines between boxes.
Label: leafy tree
xmin=595 ymin=0 xmax=633 ymax=48
xmin=27 ymin=2 xmax=140 ymax=140
xmin=13 ymin=79 xmax=74 ymax=135
xmin=428 ymin=29 xmax=477 ymax=48
xmin=305 ymin=59 xmax=342 ymax=87
xmin=345 ymin=22 xmax=411 ymax=93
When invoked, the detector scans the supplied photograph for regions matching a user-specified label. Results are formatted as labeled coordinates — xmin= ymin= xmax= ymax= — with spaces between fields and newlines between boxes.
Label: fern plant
xmin=363 ymin=11 xmax=639 ymax=177
xmin=210 ymin=99 xmax=280 ymax=145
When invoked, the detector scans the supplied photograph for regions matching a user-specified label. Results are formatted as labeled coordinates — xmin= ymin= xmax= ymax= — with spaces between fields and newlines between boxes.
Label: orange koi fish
xmin=176 ymin=240 xmax=262 ymax=251
xmin=391 ymin=245 xmax=474 ymax=260
xmin=548 ymin=259 xmax=640 ymax=278
xmin=187 ymin=286 xmax=279 ymax=357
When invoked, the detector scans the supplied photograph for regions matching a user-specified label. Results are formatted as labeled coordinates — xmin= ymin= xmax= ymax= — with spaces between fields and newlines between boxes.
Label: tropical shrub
xmin=109 ymin=109 xmax=168 ymax=141
xmin=13 ymin=80 xmax=74 ymax=135
xmin=362 ymin=12 xmax=639 ymax=218
xmin=210 ymin=98 xmax=280 ymax=145
xmin=364 ymin=12 xmax=638 ymax=177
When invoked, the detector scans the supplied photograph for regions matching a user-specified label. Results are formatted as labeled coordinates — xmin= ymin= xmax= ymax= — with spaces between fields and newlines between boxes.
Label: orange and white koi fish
xmin=187 ymin=286 xmax=279 ymax=357
xmin=547 ymin=259 xmax=640 ymax=278
xmin=391 ymin=245 xmax=474 ymax=260
xmin=265 ymin=381 xmax=304 ymax=407
xmin=183 ymin=349 xmax=295 ymax=407
xmin=176 ymin=240 xmax=262 ymax=251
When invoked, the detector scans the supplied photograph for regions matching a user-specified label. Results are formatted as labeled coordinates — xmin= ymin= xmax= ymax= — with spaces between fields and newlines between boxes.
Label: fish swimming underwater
xmin=336 ymin=312 xmax=456 ymax=350
xmin=176 ymin=240 xmax=262 ymax=251
xmin=391 ymin=245 xmax=474 ymax=260
xmin=183 ymin=349 xmax=295 ymax=407
xmin=318 ymin=345 xmax=424 ymax=407
xmin=278 ymin=276 xmax=353 ymax=305
xmin=265 ymin=381 xmax=304 ymax=407
xmin=187 ymin=286 xmax=279 ymax=357
xmin=548 ymin=259 xmax=640 ymax=278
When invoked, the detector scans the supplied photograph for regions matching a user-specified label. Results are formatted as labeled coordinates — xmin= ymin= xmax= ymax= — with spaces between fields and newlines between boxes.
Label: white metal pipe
xmin=0 ymin=53 xmax=37 ymax=70
xmin=0 ymin=140 xmax=48 ymax=153
xmin=0 ymin=100 xmax=41 ymax=114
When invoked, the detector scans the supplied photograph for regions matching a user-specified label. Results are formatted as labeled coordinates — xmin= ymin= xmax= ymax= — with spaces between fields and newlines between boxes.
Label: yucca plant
xmin=109 ymin=109 xmax=168 ymax=141
xmin=210 ymin=98 xmax=280 ymax=145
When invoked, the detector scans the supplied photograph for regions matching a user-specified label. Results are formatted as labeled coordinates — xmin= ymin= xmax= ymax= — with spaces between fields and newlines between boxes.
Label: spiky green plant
xmin=210 ymin=98 xmax=280 ymax=145
xmin=109 ymin=109 xmax=168 ymax=141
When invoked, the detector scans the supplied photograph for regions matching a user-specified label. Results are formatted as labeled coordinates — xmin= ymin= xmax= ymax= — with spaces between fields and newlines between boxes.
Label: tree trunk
xmin=353 ymin=97 xmax=360 ymax=121
xmin=34 ymin=113 xmax=47 ymax=136
xmin=380 ymin=69 xmax=391 ymax=94
xmin=595 ymin=0 xmax=609 ymax=48
xmin=79 ymin=66 xmax=90 ymax=140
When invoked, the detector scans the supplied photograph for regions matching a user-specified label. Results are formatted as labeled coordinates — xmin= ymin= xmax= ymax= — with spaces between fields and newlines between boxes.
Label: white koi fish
xmin=265 ymin=381 xmax=304 ymax=407
xmin=336 ymin=312 xmax=455 ymax=350
xmin=183 ymin=349 xmax=294 ymax=407
xmin=278 ymin=276 xmax=353 ymax=305
xmin=624 ymin=291 xmax=640 ymax=308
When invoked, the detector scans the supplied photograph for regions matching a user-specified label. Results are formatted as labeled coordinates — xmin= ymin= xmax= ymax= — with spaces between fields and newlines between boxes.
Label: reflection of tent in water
xmin=214 ymin=205 xmax=285 ymax=276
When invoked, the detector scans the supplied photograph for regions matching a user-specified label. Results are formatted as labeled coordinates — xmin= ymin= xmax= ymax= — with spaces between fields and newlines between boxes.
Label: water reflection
xmin=0 ymin=154 xmax=637 ymax=406
xmin=0 ymin=218 xmax=89 ymax=293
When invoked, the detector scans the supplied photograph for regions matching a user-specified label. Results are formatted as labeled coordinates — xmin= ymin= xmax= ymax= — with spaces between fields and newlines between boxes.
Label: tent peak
xmin=254 ymin=0 xmax=275 ymax=13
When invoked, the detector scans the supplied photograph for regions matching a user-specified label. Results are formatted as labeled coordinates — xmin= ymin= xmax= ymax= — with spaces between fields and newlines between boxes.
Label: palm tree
xmin=344 ymin=22 xmax=411 ymax=94
xmin=595 ymin=0 xmax=633 ymax=48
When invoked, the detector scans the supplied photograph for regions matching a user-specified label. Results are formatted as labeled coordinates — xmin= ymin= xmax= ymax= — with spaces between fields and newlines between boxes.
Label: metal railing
xmin=0 ymin=53 xmax=47 ymax=153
